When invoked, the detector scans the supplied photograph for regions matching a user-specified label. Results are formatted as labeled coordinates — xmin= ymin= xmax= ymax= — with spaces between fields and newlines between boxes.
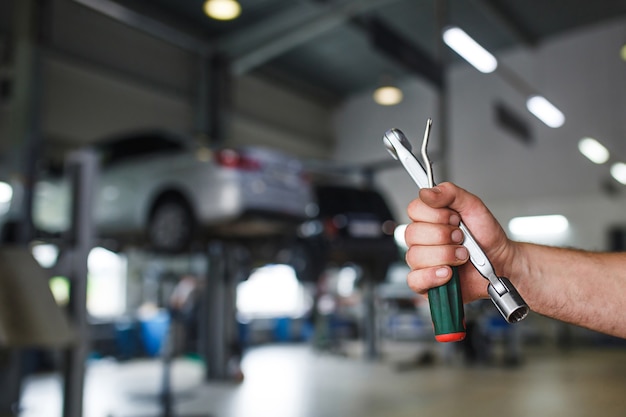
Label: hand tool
xmin=382 ymin=120 xmax=529 ymax=342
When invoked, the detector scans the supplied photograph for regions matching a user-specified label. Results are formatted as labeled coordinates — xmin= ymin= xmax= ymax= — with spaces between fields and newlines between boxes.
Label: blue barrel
xmin=139 ymin=310 xmax=170 ymax=357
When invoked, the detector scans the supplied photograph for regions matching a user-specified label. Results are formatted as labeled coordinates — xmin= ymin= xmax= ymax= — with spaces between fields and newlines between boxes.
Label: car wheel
xmin=148 ymin=196 xmax=194 ymax=253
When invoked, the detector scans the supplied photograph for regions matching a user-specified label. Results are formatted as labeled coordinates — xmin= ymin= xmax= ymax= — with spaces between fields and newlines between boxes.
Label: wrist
xmin=502 ymin=240 xmax=529 ymax=287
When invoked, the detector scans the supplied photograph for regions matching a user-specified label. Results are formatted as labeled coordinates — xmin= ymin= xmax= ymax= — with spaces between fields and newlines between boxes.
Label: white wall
xmin=332 ymin=18 xmax=626 ymax=252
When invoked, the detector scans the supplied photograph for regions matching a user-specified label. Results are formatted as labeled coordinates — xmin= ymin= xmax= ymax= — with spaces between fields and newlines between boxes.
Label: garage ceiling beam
xmin=473 ymin=0 xmax=538 ymax=47
xmin=356 ymin=16 xmax=445 ymax=90
xmin=229 ymin=0 xmax=404 ymax=75
xmin=72 ymin=0 xmax=209 ymax=53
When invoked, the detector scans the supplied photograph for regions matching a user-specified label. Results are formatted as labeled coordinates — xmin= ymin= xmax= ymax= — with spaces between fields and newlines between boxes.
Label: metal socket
xmin=488 ymin=277 xmax=529 ymax=323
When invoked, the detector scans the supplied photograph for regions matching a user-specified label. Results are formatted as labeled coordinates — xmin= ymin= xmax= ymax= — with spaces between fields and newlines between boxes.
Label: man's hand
xmin=404 ymin=182 xmax=517 ymax=303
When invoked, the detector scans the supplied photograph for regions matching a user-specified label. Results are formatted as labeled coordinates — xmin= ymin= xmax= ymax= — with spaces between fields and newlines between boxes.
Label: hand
xmin=404 ymin=182 xmax=517 ymax=303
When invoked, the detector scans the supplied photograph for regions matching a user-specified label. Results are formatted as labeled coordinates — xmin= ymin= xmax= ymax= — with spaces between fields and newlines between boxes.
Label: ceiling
xmin=98 ymin=0 xmax=626 ymax=104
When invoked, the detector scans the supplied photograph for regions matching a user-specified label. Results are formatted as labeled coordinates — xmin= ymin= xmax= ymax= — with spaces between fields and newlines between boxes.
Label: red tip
xmin=435 ymin=332 xmax=466 ymax=343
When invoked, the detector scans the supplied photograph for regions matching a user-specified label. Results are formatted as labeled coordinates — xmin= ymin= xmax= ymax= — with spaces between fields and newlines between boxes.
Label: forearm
xmin=509 ymin=242 xmax=626 ymax=338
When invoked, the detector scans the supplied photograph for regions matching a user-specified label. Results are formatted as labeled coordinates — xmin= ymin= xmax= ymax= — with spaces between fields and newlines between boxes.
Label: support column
xmin=434 ymin=0 xmax=450 ymax=180
xmin=61 ymin=150 xmax=98 ymax=417
xmin=202 ymin=241 xmax=227 ymax=380
xmin=361 ymin=267 xmax=380 ymax=361
xmin=0 ymin=0 xmax=45 ymax=414
xmin=201 ymin=241 xmax=249 ymax=381
xmin=208 ymin=53 xmax=231 ymax=147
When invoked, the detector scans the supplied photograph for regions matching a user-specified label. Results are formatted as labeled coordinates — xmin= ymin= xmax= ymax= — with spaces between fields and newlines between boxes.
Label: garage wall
xmin=24 ymin=0 xmax=335 ymax=158
xmin=231 ymin=75 xmax=335 ymax=158
xmin=42 ymin=56 xmax=193 ymax=145
xmin=332 ymin=18 xmax=626 ymax=252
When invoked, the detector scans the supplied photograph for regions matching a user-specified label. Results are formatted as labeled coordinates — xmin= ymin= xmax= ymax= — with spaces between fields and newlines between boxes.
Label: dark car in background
xmin=289 ymin=183 xmax=400 ymax=283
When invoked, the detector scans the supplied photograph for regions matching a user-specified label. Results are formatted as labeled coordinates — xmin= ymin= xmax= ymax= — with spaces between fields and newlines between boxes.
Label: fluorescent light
xmin=621 ymin=44 xmax=626 ymax=62
xmin=611 ymin=162 xmax=626 ymax=185
xmin=337 ymin=266 xmax=358 ymax=297
xmin=394 ymin=224 xmax=408 ymax=249
xmin=442 ymin=26 xmax=498 ymax=73
xmin=373 ymin=85 xmax=403 ymax=106
xmin=203 ymin=0 xmax=241 ymax=21
xmin=578 ymin=137 xmax=610 ymax=164
xmin=31 ymin=243 xmax=60 ymax=269
xmin=0 ymin=181 xmax=12 ymax=204
xmin=526 ymin=95 xmax=565 ymax=128
xmin=508 ymin=215 xmax=569 ymax=237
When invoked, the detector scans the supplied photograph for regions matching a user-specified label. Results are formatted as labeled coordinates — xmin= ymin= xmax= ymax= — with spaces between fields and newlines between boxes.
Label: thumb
xmin=419 ymin=182 xmax=477 ymax=214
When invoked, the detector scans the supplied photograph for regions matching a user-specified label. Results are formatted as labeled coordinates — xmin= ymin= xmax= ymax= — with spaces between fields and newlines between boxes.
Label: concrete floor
xmin=20 ymin=342 xmax=626 ymax=417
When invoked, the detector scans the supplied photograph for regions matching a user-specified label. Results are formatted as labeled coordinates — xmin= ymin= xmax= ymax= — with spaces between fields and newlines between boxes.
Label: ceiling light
xmin=620 ymin=43 xmax=626 ymax=61
xmin=611 ymin=162 xmax=626 ymax=185
xmin=393 ymin=224 xmax=408 ymax=249
xmin=203 ymin=0 xmax=241 ymax=21
xmin=373 ymin=85 xmax=403 ymax=106
xmin=0 ymin=181 xmax=13 ymax=204
xmin=508 ymin=215 xmax=569 ymax=237
xmin=578 ymin=137 xmax=610 ymax=164
xmin=442 ymin=26 xmax=498 ymax=73
xmin=526 ymin=95 xmax=565 ymax=128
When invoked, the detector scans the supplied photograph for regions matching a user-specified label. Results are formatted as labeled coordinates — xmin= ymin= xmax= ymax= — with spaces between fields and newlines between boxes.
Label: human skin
xmin=404 ymin=181 xmax=626 ymax=338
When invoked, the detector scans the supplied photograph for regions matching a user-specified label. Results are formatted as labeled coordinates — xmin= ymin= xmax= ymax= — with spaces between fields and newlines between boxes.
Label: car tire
xmin=148 ymin=195 xmax=195 ymax=253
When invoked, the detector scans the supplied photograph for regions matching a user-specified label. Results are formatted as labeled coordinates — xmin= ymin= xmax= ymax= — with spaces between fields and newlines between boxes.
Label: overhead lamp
xmin=373 ymin=84 xmax=403 ymax=106
xmin=393 ymin=224 xmax=408 ymax=249
xmin=508 ymin=214 xmax=569 ymax=237
xmin=373 ymin=76 xmax=403 ymax=106
xmin=0 ymin=181 xmax=12 ymax=204
xmin=442 ymin=26 xmax=498 ymax=73
xmin=203 ymin=0 xmax=241 ymax=21
xmin=578 ymin=137 xmax=610 ymax=164
xmin=610 ymin=162 xmax=626 ymax=185
xmin=526 ymin=95 xmax=565 ymax=128
xmin=620 ymin=43 xmax=626 ymax=62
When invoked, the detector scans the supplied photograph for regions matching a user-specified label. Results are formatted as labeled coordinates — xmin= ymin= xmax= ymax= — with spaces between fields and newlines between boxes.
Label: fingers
xmin=404 ymin=181 xmax=502 ymax=304
xmin=405 ymin=243 xmax=469 ymax=273
xmin=418 ymin=182 xmax=476 ymax=212
xmin=404 ymin=183 xmax=472 ymax=297
xmin=404 ymin=221 xmax=463 ymax=246
xmin=407 ymin=196 xmax=460 ymax=224
xmin=406 ymin=267 xmax=452 ymax=295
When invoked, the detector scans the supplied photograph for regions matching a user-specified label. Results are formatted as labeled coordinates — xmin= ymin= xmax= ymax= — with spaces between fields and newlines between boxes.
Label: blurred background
xmin=1 ymin=0 xmax=626 ymax=416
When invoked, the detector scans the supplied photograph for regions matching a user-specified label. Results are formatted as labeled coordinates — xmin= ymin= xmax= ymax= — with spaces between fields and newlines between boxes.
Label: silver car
xmin=32 ymin=130 xmax=316 ymax=253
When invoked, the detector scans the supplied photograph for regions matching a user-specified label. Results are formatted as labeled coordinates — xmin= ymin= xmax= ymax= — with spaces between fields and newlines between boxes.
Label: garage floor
xmin=20 ymin=342 xmax=626 ymax=417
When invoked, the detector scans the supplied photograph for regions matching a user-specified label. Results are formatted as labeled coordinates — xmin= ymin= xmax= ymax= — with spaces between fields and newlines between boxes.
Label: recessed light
xmin=373 ymin=85 xmax=403 ymax=106
xmin=203 ymin=0 xmax=241 ymax=21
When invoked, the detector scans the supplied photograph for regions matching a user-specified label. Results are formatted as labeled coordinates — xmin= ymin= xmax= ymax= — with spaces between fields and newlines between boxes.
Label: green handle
xmin=428 ymin=266 xmax=466 ymax=342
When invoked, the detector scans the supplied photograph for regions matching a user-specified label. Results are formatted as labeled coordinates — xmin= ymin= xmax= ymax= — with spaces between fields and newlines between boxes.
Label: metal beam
xmin=357 ymin=16 xmax=445 ymax=90
xmin=230 ymin=0 xmax=403 ymax=75
xmin=215 ymin=4 xmax=324 ymax=54
xmin=72 ymin=0 xmax=209 ymax=53
xmin=473 ymin=0 xmax=538 ymax=47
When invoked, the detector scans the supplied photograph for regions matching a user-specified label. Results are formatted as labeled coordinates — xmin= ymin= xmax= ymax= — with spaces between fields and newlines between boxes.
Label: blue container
xmin=274 ymin=317 xmax=292 ymax=342
xmin=139 ymin=310 xmax=170 ymax=357
xmin=115 ymin=318 xmax=140 ymax=360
